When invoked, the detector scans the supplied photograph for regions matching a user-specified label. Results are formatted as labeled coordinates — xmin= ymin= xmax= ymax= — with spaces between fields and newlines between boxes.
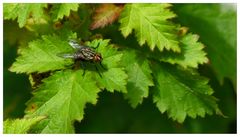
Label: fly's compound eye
xmin=94 ymin=54 xmax=102 ymax=62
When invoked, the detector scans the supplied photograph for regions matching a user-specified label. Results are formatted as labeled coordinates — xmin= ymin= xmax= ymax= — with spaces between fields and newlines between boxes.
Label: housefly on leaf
xmin=57 ymin=39 xmax=106 ymax=77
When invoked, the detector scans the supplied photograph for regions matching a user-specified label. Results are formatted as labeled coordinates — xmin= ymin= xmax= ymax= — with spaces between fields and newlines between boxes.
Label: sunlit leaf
xmin=119 ymin=4 xmax=180 ymax=52
xmin=4 ymin=116 xmax=46 ymax=134
xmin=25 ymin=70 xmax=100 ymax=133
xmin=9 ymin=32 xmax=76 ymax=73
xmin=159 ymin=33 xmax=208 ymax=68
xmin=3 ymin=3 xmax=47 ymax=28
xmin=51 ymin=3 xmax=79 ymax=21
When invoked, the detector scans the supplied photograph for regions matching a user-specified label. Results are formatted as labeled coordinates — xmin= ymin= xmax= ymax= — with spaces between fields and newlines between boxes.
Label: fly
xmin=57 ymin=39 xmax=106 ymax=77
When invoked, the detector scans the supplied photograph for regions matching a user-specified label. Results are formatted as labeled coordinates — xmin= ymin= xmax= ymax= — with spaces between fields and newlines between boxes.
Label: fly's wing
xmin=57 ymin=53 xmax=75 ymax=59
xmin=57 ymin=51 xmax=86 ymax=60
xmin=68 ymin=39 xmax=85 ymax=49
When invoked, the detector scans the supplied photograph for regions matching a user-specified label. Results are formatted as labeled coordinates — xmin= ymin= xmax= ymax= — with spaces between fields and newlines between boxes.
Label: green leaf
xmin=119 ymin=4 xmax=180 ymax=52
xmin=173 ymin=4 xmax=236 ymax=87
xmin=85 ymin=39 xmax=128 ymax=93
xmin=9 ymin=32 xmax=76 ymax=74
xmin=159 ymin=33 xmax=209 ymax=68
xmin=3 ymin=3 xmax=47 ymax=28
xmin=4 ymin=116 xmax=46 ymax=134
xmin=121 ymin=49 xmax=154 ymax=107
xmin=152 ymin=63 xmax=221 ymax=123
xmin=25 ymin=70 xmax=100 ymax=133
xmin=51 ymin=3 xmax=79 ymax=21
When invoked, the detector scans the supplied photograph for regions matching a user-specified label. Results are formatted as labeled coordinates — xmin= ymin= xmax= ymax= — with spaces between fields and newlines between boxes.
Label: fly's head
xmin=93 ymin=53 xmax=102 ymax=62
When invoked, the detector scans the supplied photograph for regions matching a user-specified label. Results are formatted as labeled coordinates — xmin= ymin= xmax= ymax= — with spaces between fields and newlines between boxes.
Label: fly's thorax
xmin=81 ymin=47 xmax=97 ymax=60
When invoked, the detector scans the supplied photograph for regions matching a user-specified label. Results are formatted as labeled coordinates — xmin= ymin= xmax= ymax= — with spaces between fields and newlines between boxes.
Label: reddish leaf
xmin=91 ymin=4 xmax=123 ymax=30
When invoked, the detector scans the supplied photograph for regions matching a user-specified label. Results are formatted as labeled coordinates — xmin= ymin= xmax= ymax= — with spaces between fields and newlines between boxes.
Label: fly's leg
xmin=79 ymin=61 xmax=86 ymax=76
xmin=82 ymin=69 xmax=86 ymax=76
xmin=100 ymin=61 xmax=107 ymax=70
xmin=95 ymin=65 xmax=102 ymax=78
xmin=72 ymin=59 xmax=80 ymax=70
